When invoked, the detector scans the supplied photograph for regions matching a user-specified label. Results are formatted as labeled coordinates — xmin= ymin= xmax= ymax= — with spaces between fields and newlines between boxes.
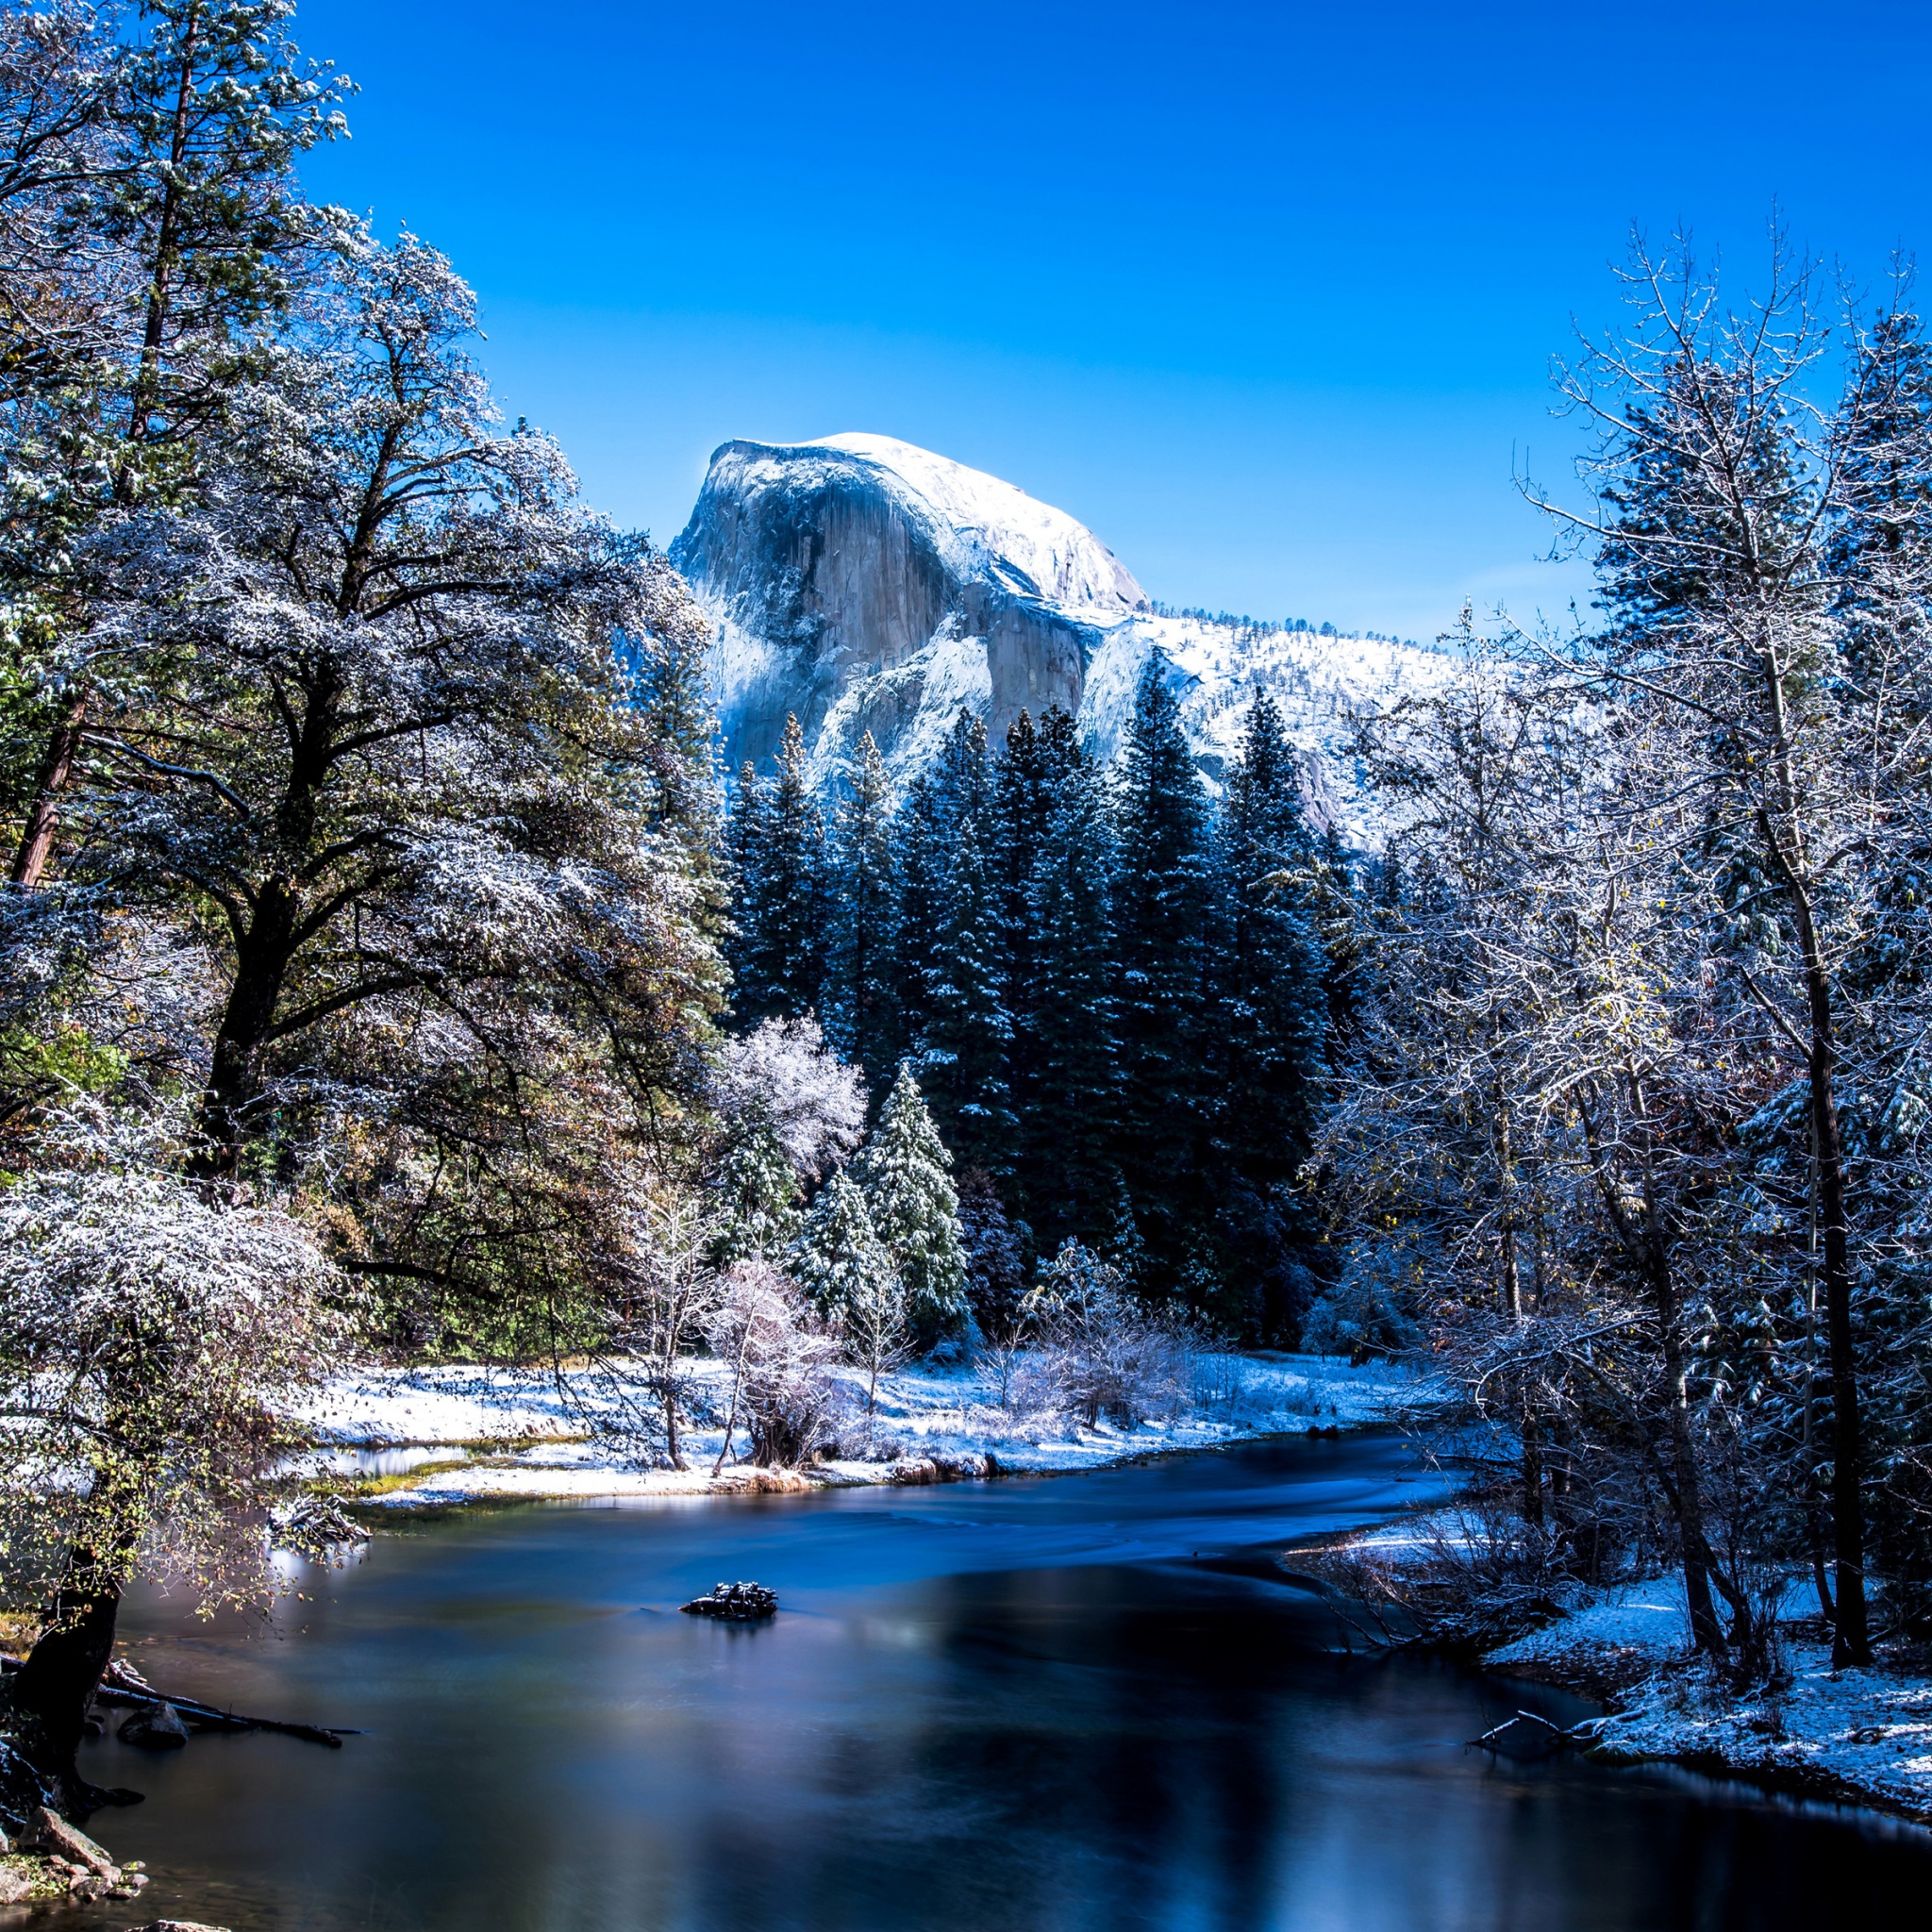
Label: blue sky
xmin=295 ymin=0 xmax=1932 ymax=641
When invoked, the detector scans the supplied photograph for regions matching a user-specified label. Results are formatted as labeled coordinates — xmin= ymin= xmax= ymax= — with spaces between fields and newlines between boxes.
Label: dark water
xmin=53 ymin=1432 xmax=1932 ymax=1931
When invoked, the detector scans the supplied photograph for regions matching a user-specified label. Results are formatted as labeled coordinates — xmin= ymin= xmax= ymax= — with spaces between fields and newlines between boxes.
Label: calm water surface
xmin=56 ymin=1432 xmax=1932 ymax=1931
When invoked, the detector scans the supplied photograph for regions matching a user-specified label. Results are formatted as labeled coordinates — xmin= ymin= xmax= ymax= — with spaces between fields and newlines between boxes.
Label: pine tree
xmin=732 ymin=713 xmax=826 ymax=1022
xmin=790 ymin=1169 xmax=907 ymax=1413
xmin=890 ymin=708 xmax=1011 ymax=1162
xmin=710 ymin=1118 xmax=804 ymax=1266
xmin=1110 ymin=651 xmax=1215 ymax=1281
xmin=851 ymin=1062 xmax=969 ymax=1352
xmin=990 ymin=710 xmax=1055 ymax=1174
xmin=920 ymin=812 xmax=1015 ymax=1171
xmin=1025 ymin=732 xmax=1120 ymax=1254
xmin=933 ymin=707 xmax=993 ymax=829
xmin=791 ymin=1169 xmax=897 ymax=1320
xmin=891 ymin=770 xmax=948 ymax=1061
xmin=1208 ymin=690 xmax=1329 ymax=1337
xmin=824 ymin=731 xmax=899 ymax=1080
xmin=957 ymin=1168 xmax=1027 ymax=1339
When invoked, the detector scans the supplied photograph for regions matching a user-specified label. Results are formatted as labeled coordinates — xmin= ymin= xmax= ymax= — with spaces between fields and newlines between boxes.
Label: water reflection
xmin=74 ymin=1436 xmax=1932 ymax=1931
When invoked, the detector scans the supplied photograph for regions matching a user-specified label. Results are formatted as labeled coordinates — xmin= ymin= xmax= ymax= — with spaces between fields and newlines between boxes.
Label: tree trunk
xmin=8 ymin=693 xmax=86 ymax=891
xmin=1520 ymin=1405 xmax=1544 ymax=1532
xmin=7 ymin=1551 xmax=134 ymax=1818
xmin=1649 ymin=1243 xmax=1728 ymax=1657
xmin=710 ymin=1330 xmax=751 ymax=1477
xmin=1783 ymin=876 xmax=1872 ymax=1664
xmin=663 ymin=1357 xmax=686 ymax=1472
xmin=194 ymin=890 xmax=298 ymax=1173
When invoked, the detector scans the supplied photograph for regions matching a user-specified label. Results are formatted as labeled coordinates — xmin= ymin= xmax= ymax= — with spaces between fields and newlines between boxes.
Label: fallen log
xmin=92 ymin=1685 xmax=357 ymax=1748
xmin=1 ymin=1656 xmax=358 ymax=1749
xmin=1470 ymin=1708 xmax=1607 ymax=1752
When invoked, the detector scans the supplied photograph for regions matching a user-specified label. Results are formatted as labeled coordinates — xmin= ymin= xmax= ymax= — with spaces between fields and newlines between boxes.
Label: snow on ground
xmin=1486 ymin=1576 xmax=1694 ymax=1667
xmin=292 ymin=1351 xmax=1435 ymax=1509
xmin=1583 ymin=1642 xmax=1932 ymax=1820
xmin=1524 ymin=1602 xmax=1932 ymax=1824
xmin=1318 ymin=1504 xmax=1932 ymax=1824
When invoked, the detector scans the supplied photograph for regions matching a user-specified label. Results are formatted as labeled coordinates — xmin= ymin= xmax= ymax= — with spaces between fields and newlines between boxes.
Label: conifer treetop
xmin=789 ymin=1168 xmax=896 ymax=1321
xmin=851 ymin=1061 xmax=968 ymax=1345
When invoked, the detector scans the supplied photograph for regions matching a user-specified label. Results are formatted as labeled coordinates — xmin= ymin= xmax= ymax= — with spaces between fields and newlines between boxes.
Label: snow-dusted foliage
xmin=0 ymin=0 xmax=737 ymax=1799
xmin=708 ymin=1016 xmax=867 ymax=1268
xmin=12 ymin=223 xmax=726 ymax=1349
xmin=1302 ymin=1238 xmax=1427 ymax=1364
xmin=705 ymin=1260 xmax=844 ymax=1467
xmin=713 ymin=1015 xmax=866 ymax=1180
xmin=0 ymin=1101 xmax=356 ymax=1605
xmin=790 ymin=1170 xmax=908 ymax=1413
xmin=791 ymin=1172 xmax=896 ymax=1321
xmin=1019 ymin=1241 xmax=1194 ymax=1428
xmin=1316 ymin=237 xmax=1932 ymax=1675
xmin=850 ymin=1063 xmax=968 ymax=1351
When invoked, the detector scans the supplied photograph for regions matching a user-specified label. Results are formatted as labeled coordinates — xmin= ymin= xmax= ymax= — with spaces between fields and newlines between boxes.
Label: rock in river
xmin=679 ymin=1582 xmax=777 ymax=1621
xmin=118 ymin=1701 xmax=191 ymax=1749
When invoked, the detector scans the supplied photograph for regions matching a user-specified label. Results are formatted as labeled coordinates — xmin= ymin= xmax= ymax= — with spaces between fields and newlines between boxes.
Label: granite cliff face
xmin=672 ymin=433 xmax=1451 ymax=842
xmin=671 ymin=433 xmax=1148 ymax=788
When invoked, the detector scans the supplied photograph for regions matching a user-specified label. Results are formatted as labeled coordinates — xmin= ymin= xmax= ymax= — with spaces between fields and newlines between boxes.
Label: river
xmin=67 ymin=1430 xmax=1932 ymax=1930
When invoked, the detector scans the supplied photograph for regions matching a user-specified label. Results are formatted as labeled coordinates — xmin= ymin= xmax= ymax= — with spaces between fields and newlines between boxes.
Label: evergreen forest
xmin=724 ymin=675 xmax=1341 ymax=1345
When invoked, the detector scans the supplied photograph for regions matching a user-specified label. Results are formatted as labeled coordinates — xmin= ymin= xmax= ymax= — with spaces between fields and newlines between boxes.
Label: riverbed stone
xmin=23 ymin=1806 xmax=117 ymax=1875
xmin=118 ymin=1702 xmax=191 ymax=1749
xmin=0 ymin=1864 xmax=29 ymax=1905
xmin=132 ymin=1921 xmax=233 ymax=1931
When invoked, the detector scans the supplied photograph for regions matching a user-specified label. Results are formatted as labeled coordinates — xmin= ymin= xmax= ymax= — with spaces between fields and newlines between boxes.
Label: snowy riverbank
xmin=1492 ymin=1584 xmax=1932 ymax=1823
xmin=1291 ymin=1503 xmax=1932 ymax=1825
xmin=292 ymin=1351 xmax=1433 ymax=1507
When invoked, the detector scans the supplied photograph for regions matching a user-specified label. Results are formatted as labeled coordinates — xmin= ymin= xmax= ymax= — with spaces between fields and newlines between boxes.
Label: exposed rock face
xmin=672 ymin=434 xmax=1146 ymax=789
xmin=673 ymin=432 xmax=1454 ymax=843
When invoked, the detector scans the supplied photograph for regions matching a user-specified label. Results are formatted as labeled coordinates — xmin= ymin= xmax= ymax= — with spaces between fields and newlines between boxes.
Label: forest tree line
xmin=722 ymin=675 xmax=1340 ymax=1346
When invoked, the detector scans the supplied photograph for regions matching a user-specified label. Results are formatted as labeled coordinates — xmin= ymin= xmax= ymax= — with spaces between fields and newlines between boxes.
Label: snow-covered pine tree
xmin=731 ymin=713 xmax=827 ymax=1022
xmin=1207 ymin=689 xmax=1329 ymax=1339
xmin=850 ymin=1061 xmax=969 ymax=1352
xmin=710 ymin=1121 xmax=805 ymax=1266
xmin=956 ymin=1166 xmax=1027 ymax=1340
xmin=724 ymin=758 xmax=770 ymax=1005
xmin=990 ymin=709 xmax=1054 ymax=1183
xmin=891 ymin=767 xmax=948 ymax=1059
xmin=933 ymin=706 xmax=994 ymax=828
xmin=888 ymin=707 xmax=1012 ymax=1163
xmin=919 ymin=811 xmax=1015 ymax=1172
xmin=790 ymin=1168 xmax=907 ymax=1413
xmin=1110 ymin=651 xmax=1216 ymax=1290
xmin=1025 ymin=725 xmax=1120 ymax=1256
xmin=791 ymin=1169 xmax=895 ymax=1313
xmin=824 ymin=731 xmax=899 ymax=1080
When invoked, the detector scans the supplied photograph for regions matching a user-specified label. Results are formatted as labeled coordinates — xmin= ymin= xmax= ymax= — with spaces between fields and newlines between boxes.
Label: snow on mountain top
xmin=1079 ymin=610 xmax=1459 ymax=846
xmin=811 ymin=433 xmax=1149 ymax=615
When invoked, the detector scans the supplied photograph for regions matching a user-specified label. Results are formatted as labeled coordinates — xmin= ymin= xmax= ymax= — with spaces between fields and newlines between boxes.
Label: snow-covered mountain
xmin=671 ymin=432 xmax=1455 ymax=844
